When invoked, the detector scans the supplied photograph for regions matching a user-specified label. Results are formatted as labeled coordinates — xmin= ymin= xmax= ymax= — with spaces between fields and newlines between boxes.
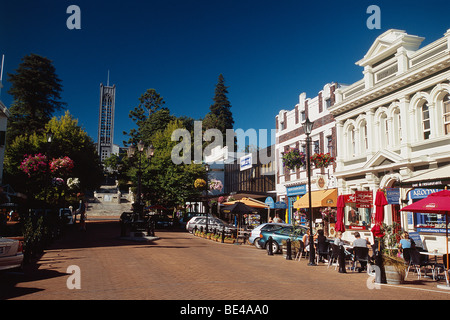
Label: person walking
xmin=78 ymin=199 xmax=86 ymax=231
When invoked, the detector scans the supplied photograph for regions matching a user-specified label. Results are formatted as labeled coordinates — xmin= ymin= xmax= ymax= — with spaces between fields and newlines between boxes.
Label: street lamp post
xmin=204 ymin=163 xmax=210 ymax=234
xmin=302 ymin=117 xmax=316 ymax=266
xmin=127 ymin=141 xmax=154 ymax=221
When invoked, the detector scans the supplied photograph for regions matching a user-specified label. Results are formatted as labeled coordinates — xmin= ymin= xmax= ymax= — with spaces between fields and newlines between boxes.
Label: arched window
xmin=422 ymin=103 xmax=431 ymax=140
xmin=348 ymin=125 xmax=356 ymax=157
xmin=443 ymin=94 xmax=450 ymax=135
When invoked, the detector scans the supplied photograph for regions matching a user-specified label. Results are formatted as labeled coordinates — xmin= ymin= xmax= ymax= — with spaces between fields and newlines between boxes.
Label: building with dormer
xmin=329 ymin=29 xmax=450 ymax=248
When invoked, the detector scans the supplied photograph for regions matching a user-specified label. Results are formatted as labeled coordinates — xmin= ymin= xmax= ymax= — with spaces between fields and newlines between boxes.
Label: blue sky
xmin=1 ymin=0 xmax=449 ymax=149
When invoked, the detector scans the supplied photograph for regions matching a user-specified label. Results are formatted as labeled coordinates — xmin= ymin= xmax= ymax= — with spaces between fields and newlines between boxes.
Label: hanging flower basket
xmin=282 ymin=148 xmax=306 ymax=171
xmin=50 ymin=156 xmax=75 ymax=175
xmin=20 ymin=154 xmax=48 ymax=177
xmin=311 ymin=153 xmax=335 ymax=168
xmin=194 ymin=178 xmax=207 ymax=189
xmin=209 ymin=179 xmax=223 ymax=192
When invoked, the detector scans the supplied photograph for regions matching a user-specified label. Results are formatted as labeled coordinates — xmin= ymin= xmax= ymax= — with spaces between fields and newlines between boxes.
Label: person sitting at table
xmin=352 ymin=232 xmax=370 ymax=272
xmin=399 ymin=232 xmax=413 ymax=251
xmin=316 ymin=229 xmax=328 ymax=263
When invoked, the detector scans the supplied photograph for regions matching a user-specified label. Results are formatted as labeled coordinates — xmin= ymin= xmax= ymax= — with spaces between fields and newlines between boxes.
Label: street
xmin=1 ymin=219 xmax=450 ymax=302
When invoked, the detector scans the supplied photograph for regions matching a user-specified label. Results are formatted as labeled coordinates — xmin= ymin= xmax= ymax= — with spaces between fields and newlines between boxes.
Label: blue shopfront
xmin=286 ymin=185 xmax=307 ymax=225
xmin=408 ymin=188 xmax=446 ymax=232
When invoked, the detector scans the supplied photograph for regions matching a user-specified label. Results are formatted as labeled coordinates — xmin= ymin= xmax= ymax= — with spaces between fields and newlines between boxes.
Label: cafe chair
xmin=315 ymin=241 xmax=330 ymax=264
xmin=433 ymin=254 xmax=450 ymax=283
xmin=404 ymin=248 xmax=430 ymax=280
xmin=328 ymin=243 xmax=341 ymax=270
xmin=352 ymin=247 xmax=371 ymax=273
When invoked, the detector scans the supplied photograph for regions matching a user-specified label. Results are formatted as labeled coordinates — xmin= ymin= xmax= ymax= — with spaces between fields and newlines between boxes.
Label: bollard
xmin=267 ymin=236 xmax=273 ymax=256
xmin=286 ymin=238 xmax=292 ymax=260
xmin=221 ymin=229 xmax=225 ymax=243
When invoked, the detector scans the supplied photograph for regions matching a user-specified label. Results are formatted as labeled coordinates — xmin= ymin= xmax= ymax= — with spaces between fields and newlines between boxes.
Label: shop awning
xmin=293 ymin=189 xmax=338 ymax=209
xmin=222 ymin=197 xmax=269 ymax=209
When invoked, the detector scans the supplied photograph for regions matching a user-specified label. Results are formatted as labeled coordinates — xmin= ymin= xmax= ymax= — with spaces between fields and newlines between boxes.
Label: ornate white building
xmin=329 ymin=29 xmax=450 ymax=248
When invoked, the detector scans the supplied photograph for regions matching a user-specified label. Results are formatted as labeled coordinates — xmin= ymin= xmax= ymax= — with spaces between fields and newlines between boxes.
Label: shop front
xmin=285 ymin=185 xmax=306 ymax=224
xmin=293 ymin=188 xmax=338 ymax=234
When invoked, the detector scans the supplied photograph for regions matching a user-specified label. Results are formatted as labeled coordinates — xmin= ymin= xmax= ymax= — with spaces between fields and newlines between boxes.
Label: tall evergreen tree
xmin=204 ymin=74 xmax=234 ymax=147
xmin=7 ymin=53 xmax=66 ymax=143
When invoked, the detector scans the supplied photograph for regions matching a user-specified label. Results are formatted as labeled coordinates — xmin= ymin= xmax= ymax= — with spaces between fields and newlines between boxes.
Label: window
xmin=393 ymin=109 xmax=402 ymax=146
xmin=444 ymin=94 xmax=450 ymax=135
xmin=325 ymin=98 xmax=332 ymax=108
xmin=300 ymin=111 xmax=306 ymax=122
xmin=326 ymin=136 xmax=333 ymax=156
xmin=314 ymin=140 xmax=320 ymax=154
xmin=422 ymin=103 xmax=431 ymax=140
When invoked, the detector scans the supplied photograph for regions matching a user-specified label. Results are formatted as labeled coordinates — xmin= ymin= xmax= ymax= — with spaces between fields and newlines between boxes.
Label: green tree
xmin=7 ymin=53 xmax=66 ymax=143
xmin=204 ymin=74 xmax=234 ymax=142
xmin=124 ymin=89 xmax=166 ymax=145
xmin=136 ymin=120 xmax=205 ymax=208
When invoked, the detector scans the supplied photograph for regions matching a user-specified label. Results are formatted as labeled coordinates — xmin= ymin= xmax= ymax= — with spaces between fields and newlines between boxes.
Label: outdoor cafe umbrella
xmin=222 ymin=201 xmax=256 ymax=230
xmin=374 ymin=190 xmax=388 ymax=225
xmin=373 ymin=190 xmax=388 ymax=249
xmin=335 ymin=195 xmax=345 ymax=233
xmin=400 ymin=189 xmax=450 ymax=287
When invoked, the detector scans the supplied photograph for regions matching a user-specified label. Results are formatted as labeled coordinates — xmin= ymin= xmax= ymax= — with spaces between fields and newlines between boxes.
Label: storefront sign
xmin=386 ymin=188 xmax=400 ymax=204
xmin=286 ymin=185 xmax=306 ymax=196
xmin=264 ymin=197 xmax=274 ymax=209
xmin=240 ymin=154 xmax=252 ymax=171
xmin=343 ymin=194 xmax=356 ymax=203
xmin=274 ymin=201 xmax=287 ymax=209
xmin=356 ymin=191 xmax=373 ymax=208
xmin=409 ymin=188 xmax=442 ymax=200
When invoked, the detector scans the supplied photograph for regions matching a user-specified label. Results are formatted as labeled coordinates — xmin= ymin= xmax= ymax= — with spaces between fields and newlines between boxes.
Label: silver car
xmin=0 ymin=237 xmax=24 ymax=271
xmin=249 ymin=223 xmax=290 ymax=249
xmin=187 ymin=216 xmax=236 ymax=234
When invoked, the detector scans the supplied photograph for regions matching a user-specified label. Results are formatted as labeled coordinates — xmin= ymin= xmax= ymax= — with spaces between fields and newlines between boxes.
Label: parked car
xmin=186 ymin=216 xmax=236 ymax=234
xmin=257 ymin=225 xmax=308 ymax=253
xmin=186 ymin=216 xmax=206 ymax=233
xmin=180 ymin=212 xmax=205 ymax=230
xmin=249 ymin=223 xmax=291 ymax=249
xmin=0 ymin=237 xmax=24 ymax=272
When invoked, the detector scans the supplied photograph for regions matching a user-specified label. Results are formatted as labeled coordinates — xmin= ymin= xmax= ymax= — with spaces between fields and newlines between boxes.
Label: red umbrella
xmin=374 ymin=190 xmax=388 ymax=225
xmin=335 ymin=195 xmax=345 ymax=233
xmin=400 ymin=190 xmax=450 ymax=287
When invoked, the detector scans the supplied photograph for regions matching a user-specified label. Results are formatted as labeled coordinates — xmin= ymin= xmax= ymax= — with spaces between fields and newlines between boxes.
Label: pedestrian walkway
xmin=1 ymin=219 xmax=450 ymax=301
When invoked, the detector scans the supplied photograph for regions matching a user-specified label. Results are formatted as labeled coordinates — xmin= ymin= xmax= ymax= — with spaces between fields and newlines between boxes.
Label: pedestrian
xmin=268 ymin=217 xmax=273 ymax=223
xmin=273 ymin=214 xmax=282 ymax=223
xmin=78 ymin=199 xmax=86 ymax=231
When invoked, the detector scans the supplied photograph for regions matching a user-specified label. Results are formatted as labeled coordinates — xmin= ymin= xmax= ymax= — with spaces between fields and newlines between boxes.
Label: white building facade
xmin=329 ymin=29 xmax=450 ymax=248
xmin=275 ymin=83 xmax=339 ymax=225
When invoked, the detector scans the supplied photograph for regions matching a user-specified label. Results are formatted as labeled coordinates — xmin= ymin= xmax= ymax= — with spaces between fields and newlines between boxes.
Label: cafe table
xmin=419 ymin=251 xmax=444 ymax=281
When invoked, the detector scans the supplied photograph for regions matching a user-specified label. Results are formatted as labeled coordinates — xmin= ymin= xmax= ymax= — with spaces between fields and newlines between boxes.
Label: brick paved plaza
xmin=1 ymin=219 xmax=450 ymax=303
